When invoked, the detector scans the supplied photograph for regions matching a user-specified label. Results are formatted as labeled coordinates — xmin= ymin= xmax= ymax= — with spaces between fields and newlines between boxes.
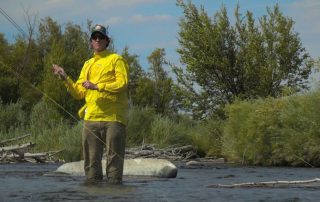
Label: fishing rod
xmin=0 ymin=6 xmax=124 ymax=161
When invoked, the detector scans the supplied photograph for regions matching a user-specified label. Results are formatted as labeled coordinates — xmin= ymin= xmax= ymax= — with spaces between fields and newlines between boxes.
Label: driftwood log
xmin=207 ymin=178 xmax=320 ymax=188
xmin=124 ymin=144 xmax=198 ymax=160
xmin=0 ymin=134 xmax=31 ymax=146
xmin=0 ymin=134 xmax=63 ymax=163
xmin=0 ymin=142 xmax=35 ymax=152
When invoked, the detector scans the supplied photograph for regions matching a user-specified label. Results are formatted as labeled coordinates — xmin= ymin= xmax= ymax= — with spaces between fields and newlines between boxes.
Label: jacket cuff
xmin=63 ymin=76 xmax=72 ymax=86
xmin=97 ymin=83 xmax=105 ymax=92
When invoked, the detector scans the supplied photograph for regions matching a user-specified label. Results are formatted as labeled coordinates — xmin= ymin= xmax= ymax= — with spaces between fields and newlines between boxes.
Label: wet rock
xmin=55 ymin=158 xmax=178 ymax=178
xmin=185 ymin=158 xmax=226 ymax=168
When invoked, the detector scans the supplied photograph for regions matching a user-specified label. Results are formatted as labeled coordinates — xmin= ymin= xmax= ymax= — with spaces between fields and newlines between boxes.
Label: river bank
xmin=1 ymin=162 xmax=320 ymax=201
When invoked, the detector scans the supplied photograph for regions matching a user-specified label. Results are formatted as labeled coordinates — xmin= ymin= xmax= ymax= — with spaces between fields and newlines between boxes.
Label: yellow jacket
xmin=64 ymin=50 xmax=129 ymax=125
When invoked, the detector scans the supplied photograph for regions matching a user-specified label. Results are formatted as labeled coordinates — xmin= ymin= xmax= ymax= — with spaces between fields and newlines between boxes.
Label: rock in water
xmin=55 ymin=158 xmax=178 ymax=178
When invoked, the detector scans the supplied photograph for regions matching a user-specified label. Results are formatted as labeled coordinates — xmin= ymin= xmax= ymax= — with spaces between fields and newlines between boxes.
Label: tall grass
xmin=149 ymin=114 xmax=193 ymax=147
xmin=0 ymin=99 xmax=82 ymax=161
xmin=187 ymin=118 xmax=223 ymax=158
xmin=126 ymin=106 xmax=157 ymax=146
xmin=0 ymin=99 xmax=225 ymax=161
xmin=223 ymin=90 xmax=320 ymax=166
xmin=3 ymin=89 xmax=320 ymax=166
xmin=126 ymin=107 xmax=194 ymax=148
xmin=0 ymin=99 xmax=27 ymax=134
xmin=223 ymin=98 xmax=284 ymax=165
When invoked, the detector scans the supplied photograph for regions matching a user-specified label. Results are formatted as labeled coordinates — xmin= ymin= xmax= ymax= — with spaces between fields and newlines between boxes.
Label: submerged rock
xmin=55 ymin=158 xmax=178 ymax=178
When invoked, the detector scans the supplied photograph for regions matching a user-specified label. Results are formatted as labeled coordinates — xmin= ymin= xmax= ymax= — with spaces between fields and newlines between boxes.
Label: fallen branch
xmin=0 ymin=142 xmax=35 ymax=152
xmin=207 ymin=178 xmax=320 ymax=188
xmin=22 ymin=149 xmax=65 ymax=159
xmin=0 ymin=134 xmax=31 ymax=145
xmin=1 ymin=149 xmax=65 ymax=163
xmin=125 ymin=144 xmax=198 ymax=160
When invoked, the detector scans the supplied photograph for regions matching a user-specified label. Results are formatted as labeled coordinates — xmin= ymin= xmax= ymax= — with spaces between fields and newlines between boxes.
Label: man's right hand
xmin=52 ymin=64 xmax=67 ymax=80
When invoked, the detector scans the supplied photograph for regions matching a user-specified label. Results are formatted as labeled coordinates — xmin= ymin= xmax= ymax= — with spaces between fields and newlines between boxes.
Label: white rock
xmin=55 ymin=158 xmax=178 ymax=178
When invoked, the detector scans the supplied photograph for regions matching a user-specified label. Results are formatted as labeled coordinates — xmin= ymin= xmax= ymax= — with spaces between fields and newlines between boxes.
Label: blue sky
xmin=1 ymin=0 xmax=320 ymax=82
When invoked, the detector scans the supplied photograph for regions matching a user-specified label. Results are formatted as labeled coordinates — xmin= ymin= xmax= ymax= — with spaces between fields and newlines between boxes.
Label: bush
xmin=59 ymin=121 xmax=82 ymax=161
xmin=275 ymin=90 xmax=320 ymax=166
xmin=148 ymin=115 xmax=191 ymax=147
xmin=28 ymin=99 xmax=84 ymax=161
xmin=30 ymin=98 xmax=64 ymax=132
xmin=187 ymin=118 xmax=223 ymax=157
xmin=126 ymin=106 xmax=157 ymax=146
xmin=0 ymin=99 xmax=27 ymax=134
xmin=223 ymin=89 xmax=320 ymax=166
xmin=223 ymin=98 xmax=284 ymax=165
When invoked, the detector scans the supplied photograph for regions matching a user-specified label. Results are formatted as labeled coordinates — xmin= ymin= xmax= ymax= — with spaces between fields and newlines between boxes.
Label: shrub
xmin=30 ymin=99 xmax=63 ymax=132
xmin=148 ymin=115 xmax=192 ymax=147
xmin=187 ymin=118 xmax=223 ymax=157
xmin=126 ymin=106 xmax=157 ymax=146
xmin=59 ymin=121 xmax=83 ymax=161
xmin=275 ymin=91 xmax=320 ymax=166
xmin=0 ymin=99 xmax=27 ymax=134
xmin=222 ymin=89 xmax=320 ymax=166
xmin=223 ymin=98 xmax=287 ymax=165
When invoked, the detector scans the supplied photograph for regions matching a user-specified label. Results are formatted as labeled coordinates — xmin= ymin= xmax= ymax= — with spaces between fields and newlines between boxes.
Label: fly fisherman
xmin=52 ymin=24 xmax=129 ymax=184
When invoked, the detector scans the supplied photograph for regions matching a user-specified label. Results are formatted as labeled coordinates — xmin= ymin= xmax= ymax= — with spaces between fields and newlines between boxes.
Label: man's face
xmin=91 ymin=32 xmax=108 ymax=52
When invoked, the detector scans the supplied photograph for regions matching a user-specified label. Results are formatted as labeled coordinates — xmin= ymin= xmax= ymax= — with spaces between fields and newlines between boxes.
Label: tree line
xmin=0 ymin=1 xmax=317 ymax=164
xmin=0 ymin=1 xmax=314 ymax=120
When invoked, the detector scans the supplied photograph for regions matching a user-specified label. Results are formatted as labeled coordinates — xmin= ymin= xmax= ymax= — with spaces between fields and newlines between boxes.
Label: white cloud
xmin=96 ymin=0 xmax=166 ymax=8
xmin=283 ymin=0 xmax=320 ymax=58
xmin=105 ymin=17 xmax=123 ymax=25
xmin=130 ymin=14 xmax=172 ymax=24
xmin=289 ymin=0 xmax=320 ymax=33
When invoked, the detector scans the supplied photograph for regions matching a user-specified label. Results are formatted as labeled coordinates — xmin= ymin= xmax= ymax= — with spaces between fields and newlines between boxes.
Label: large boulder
xmin=55 ymin=158 xmax=178 ymax=178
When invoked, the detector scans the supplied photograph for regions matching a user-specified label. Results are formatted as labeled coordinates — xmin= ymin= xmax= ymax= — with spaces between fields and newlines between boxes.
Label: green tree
xmin=10 ymin=36 xmax=43 ymax=106
xmin=0 ymin=12 xmax=42 ymax=106
xmin=121 ymin=46 xmax=145 ymax=107
xmin=0 ymin=34 xmax=19 ymax=103
xmin=38 ymin=18 xmax=91 ymax=120
xmin=123 ymin=47 xmax=177 ymax=114
xmin=134 ymin=76 xmax=155 ymax=108
xmin=174 ymin=1 xmax=313 ymax=119
xmin=147 ymin=48 xmax=175 ymax=115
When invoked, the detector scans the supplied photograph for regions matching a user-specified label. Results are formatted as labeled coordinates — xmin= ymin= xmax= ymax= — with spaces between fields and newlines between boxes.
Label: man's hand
xmin=52 ymin=64 xmax=67 ymax=80
xmin=82 ymin=80 xmax=98 ymax=90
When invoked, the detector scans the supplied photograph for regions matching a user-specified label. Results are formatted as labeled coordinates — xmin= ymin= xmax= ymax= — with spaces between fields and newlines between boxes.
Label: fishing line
xmin=0 ymin=7 xmax=28 ymax=38
xmin=0 ymin=7 xmax=124 ymax=161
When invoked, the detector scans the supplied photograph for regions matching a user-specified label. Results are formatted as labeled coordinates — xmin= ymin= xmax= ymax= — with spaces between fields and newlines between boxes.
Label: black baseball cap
xmin=91 ymin=24 xmax=108 ymax=38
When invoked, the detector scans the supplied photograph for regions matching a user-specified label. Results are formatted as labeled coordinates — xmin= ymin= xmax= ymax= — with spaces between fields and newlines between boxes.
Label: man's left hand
xmin=82 ymin=80 xmax=98 ymax=90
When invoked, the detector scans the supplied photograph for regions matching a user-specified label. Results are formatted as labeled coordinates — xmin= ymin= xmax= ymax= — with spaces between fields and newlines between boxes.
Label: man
xmin=52 ymin=24 xmax=129 ymax=184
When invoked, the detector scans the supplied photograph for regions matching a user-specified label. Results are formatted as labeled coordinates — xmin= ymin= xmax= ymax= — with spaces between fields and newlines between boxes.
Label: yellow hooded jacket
xmin=64 ymin=50 xmax=129 ymax=125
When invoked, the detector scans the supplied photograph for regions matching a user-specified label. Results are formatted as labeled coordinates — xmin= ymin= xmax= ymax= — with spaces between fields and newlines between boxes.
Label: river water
xmin=1 ymin=162 xmax=320 ymax=201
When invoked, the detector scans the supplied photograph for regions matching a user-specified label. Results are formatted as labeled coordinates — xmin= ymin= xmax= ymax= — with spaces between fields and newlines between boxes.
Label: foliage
xmin=174 ymin=1 xmax=313 ymax=119
xmin=38 ymin=18 xmax=90 ymax=120
xmin=58 ymin=121 xmax=83 ymax=161
xmin=125 ymin=48 xmax=178 ymax=115
xmin=121 ymin=46 xmax=144 ymax=107
xmin=147 ymin=48 xmax=176 ymax=115
xmin=0 ymin=99 xmax=27 ymax=133
xmin=149 ymin=115 xmax=191 ymax=147
xmin=127 ymin=107 xmax=194 ymax=148
xmin=188 ymin=118 xmax=224 ymax=157
xmin=126 ymin=106 xmax=157 ymax=146
xmin=29 ymin=99 xmax=82 ymax=161
xmin=29 ymin=98 xmax=64 ymax=132
xmin=223 ymin=89 xmax=320 ymax=166
xmin=0 ymin=34 xmax=19 ymax=104
xmin=1 ymin=7 xmax=319 ymax=166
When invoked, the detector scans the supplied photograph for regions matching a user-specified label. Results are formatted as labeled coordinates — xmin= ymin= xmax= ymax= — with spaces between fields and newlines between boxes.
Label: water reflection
xmin=78 ymin=181 xmax=136 ymax=196
xmin=2 ymin=163 xmax=320 ymax=201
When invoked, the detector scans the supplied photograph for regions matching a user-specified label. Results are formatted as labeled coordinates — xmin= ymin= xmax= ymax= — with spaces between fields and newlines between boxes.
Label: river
xmin=1 ymin=162 xmax=320 ymax=201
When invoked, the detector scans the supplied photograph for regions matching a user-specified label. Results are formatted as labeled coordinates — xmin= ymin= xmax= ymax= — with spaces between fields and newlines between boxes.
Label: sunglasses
xmin=91 ymin=34 xmax=106 ymax=40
